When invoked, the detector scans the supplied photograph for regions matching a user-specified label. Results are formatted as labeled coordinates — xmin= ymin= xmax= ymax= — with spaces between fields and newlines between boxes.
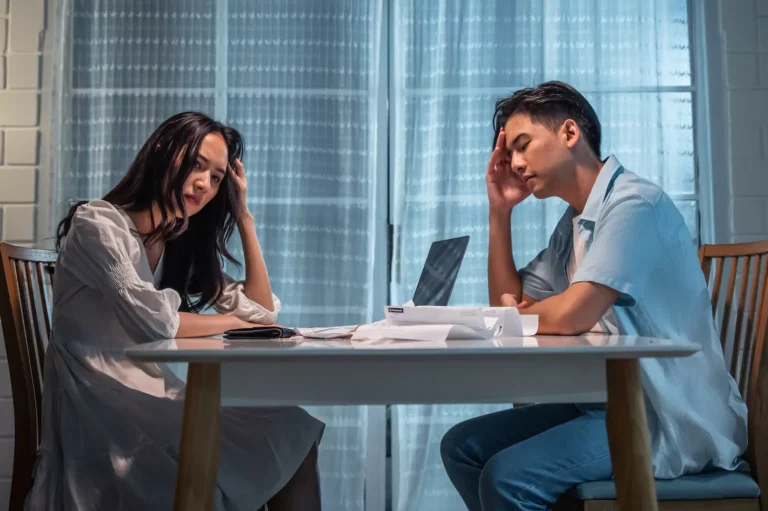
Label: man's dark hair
xmin=492 ymin=81 xmax=601 ymax=158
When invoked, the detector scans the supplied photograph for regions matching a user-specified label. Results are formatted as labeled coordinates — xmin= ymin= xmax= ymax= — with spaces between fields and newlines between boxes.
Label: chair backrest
xmin=699 ymin=241 xmax=768 ymax=503
xmin=0 ymin=242 xmax=56 ymax=510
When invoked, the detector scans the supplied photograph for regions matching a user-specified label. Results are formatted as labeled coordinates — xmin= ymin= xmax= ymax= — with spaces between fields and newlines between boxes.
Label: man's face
xmin=503 ymin=113 xmax=575 ymax=199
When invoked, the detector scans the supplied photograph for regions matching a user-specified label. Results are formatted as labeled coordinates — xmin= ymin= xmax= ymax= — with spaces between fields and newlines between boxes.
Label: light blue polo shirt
xmin=519 ymin=155 xmax=748 ymax=478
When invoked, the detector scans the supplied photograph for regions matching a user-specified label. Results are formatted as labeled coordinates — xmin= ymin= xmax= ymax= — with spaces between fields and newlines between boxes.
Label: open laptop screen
xmin=411 ymin=236 xmax=470 ymax=306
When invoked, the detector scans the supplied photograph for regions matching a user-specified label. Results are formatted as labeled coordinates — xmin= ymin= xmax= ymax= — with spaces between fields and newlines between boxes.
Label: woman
xmin=26 ymin=112 xmax=325 ymax=510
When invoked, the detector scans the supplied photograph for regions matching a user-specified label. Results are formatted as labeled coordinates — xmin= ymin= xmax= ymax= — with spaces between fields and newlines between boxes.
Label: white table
xmin=125 ymin=334 xmax=699 ymax=511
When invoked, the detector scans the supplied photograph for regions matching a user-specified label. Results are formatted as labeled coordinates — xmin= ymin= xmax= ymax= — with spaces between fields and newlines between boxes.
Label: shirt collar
xmin=579 ymin=154 xmax=623 ymax=223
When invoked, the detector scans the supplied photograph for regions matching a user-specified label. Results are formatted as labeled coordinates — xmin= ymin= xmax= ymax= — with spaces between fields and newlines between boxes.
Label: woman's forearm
xmin=176 ymin=311 xmax=245 ymax=338
xmin=237 ymin=215 xmax=275 ymax=311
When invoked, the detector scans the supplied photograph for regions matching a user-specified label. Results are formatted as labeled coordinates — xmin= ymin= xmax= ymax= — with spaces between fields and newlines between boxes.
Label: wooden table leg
xmin=174 ymin=362 xmax=221 ymax=511
xmin=605 ymin=359 xmax=658 ymax=511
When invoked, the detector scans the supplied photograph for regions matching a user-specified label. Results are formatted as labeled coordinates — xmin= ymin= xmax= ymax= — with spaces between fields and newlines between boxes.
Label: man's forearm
xmin=520 ymin=294 xmax=575 ymax=335
xmin=488 ymin=209 xmax=522 ymax=306
xmin=521 ymin=282 xmax=620 ymax=335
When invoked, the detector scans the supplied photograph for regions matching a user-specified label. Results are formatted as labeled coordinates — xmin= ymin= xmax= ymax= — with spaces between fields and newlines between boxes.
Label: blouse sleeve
xmin=58 ymin=201 xmax=182 ymax=340
xmin=212 ymin=273 xmax=281 ymax=325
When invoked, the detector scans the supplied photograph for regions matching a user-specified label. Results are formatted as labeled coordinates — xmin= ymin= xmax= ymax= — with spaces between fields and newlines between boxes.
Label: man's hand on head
xmin=486 ymin=129 xmax=532 ymax=214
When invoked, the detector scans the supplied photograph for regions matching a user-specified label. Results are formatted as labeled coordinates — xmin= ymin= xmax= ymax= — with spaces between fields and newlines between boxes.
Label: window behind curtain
xmin=55 ymin=1 xmax=698 ymax=509
xmin=54 ymin=1 xmax=384 ymax=509
xmin=389 ymin=1 xmax=695 ymax=509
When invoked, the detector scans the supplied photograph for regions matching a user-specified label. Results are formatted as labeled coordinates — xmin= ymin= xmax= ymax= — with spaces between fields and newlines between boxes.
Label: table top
xmin=123 ymin=334 xmax=700 ymax=363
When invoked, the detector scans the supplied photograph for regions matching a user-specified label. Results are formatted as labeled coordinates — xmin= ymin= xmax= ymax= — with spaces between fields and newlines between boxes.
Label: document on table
xmin=296 ymin=326 xmax=360 ymax=339
xmin=295 ymin=305 xmax=538 ymax=343
xmin=350 ymin=305 xmax=538 ymax=342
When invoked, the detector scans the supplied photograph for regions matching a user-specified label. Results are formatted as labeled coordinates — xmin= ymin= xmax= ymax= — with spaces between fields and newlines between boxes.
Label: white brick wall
xmin=721 ymin=0 xmax=768 ymax=243
xmin=0 ymin=0 xmax=46 ymax=508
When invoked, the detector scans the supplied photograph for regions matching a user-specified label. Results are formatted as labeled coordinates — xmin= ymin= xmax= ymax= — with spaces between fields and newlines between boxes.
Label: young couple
xmin=26 ymin=82 xmax=747 ymax=511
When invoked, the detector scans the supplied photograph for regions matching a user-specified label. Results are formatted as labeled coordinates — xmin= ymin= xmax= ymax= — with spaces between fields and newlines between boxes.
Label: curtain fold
xmin=53 ymin=1 xmax=384 ymax=509
xmin=390 ymin=1 xmax=694 ymax=509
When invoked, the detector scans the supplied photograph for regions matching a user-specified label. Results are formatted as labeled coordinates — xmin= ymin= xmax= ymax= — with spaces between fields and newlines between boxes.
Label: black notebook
xmin=223 ymin=326 xmax=297 ymax=339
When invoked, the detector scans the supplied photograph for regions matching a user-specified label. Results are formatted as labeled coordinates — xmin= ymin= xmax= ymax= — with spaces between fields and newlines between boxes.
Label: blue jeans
xmin=440 ymin=403 xmax=613 ymax=511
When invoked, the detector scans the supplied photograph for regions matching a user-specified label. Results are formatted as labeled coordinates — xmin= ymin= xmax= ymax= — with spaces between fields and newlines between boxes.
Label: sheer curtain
xmin=52 ymin=1 xmax=385 ymax=509
xmin=390 ymin=1 xmax=695 ymax=509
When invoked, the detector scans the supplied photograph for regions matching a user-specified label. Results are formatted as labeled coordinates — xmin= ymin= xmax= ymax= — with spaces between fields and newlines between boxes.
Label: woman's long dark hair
xmin=56 ymin=111 xmax=245 ymax=312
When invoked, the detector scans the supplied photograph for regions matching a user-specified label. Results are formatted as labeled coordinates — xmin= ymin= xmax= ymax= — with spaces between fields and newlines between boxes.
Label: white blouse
xmin=25 ymin=200 xmax=323 ymax=510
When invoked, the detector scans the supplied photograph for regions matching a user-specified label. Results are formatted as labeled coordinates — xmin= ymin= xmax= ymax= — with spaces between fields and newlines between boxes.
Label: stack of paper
xmin=295 ymin=325 xmax=360 ymax=339
xmin=349 ymin=305 xmax=538 ymax=342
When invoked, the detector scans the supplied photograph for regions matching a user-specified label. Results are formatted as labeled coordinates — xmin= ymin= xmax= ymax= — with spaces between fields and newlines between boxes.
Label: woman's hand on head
xmin=229 ymin=158 xmax=253 ymax=222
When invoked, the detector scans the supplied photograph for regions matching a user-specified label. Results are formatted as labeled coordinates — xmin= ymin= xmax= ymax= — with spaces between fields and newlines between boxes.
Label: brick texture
xmin=2 ymin=204 xmax=35 ymax=241
xmin=8 ymin=0 xmax=43 ymax=52
xmin=4 ymin=129 xmax=38 ymax=164
xmin=727 ymin=52 xmax=759 ymax=87
xmin=723 ymin=0 xmax=758 ymax=51
xmin=0 ymin=401 xmax=12 ymax=437
xmin=0 ymin=168 xmax=35 ymax=202
xmin=732 ymin=198 xmax=768 ymax=234
xmin=6 ymin=53 xmax=39 ymax=89
xmin=0 ymin=91 xmax=39 ymax=126
xmin=0 ymin=19 xmax=7 ymax=53
xmin=0 ymin=2 xmax=46 ymax=500
xmin=760 ymin=54 xmax=768 ymax=86
xmin=722 ymin=0 xmax=768 ymax=243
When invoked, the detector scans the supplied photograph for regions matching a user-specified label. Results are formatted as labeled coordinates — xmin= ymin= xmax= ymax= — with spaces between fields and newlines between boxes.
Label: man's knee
xmin=478 ymin=456 xmax=537 ymax=509
xmin=440 ymin=422 xmax=467 ymax=467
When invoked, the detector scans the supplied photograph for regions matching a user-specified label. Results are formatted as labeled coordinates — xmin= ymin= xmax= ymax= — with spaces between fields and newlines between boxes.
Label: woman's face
xmin=180 ymin=132 xmax=229 ymax=217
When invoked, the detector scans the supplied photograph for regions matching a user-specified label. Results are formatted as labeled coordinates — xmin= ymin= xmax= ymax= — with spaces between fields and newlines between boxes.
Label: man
xmin=440 ymin=81 xmax=747 ymax=510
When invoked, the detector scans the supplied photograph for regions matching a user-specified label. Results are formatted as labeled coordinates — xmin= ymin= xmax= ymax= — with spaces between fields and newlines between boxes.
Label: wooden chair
xmin=559 ymin=240 xmax=768 ymax=510
xmin=0 ymin=243 xmax=56 ymax=511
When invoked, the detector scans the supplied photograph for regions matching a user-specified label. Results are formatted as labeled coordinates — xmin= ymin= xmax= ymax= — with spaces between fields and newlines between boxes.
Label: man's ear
xmin=562 ymin=119 xmax=580 ymax=149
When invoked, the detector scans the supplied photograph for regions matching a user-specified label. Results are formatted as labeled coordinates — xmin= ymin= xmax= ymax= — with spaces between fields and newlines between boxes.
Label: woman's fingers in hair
xmin=227 ymin=158 xmax=242 ymax=178
xmin=234 ymin=158 xmax=245 ymax=177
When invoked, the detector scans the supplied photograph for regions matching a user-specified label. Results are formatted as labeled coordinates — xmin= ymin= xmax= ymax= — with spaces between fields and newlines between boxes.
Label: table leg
xmin=605 ymin=359 xmax=658 ymax=511
xmin=174 ymin=362 xmax=222 ymax=511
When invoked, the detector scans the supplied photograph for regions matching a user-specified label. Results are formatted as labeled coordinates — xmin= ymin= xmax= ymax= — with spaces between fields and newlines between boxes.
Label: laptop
xmin=224 ymin=235 xmax=470 ymax=340
xmin=410 ymin=235 xmax=470 ymax=306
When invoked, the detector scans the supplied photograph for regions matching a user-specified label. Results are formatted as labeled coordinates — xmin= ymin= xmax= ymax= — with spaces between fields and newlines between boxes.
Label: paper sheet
xmin=296 ymin=305 xmax=538 ymax=344
xmin=352 ymin=323 xmax=491 ymax=342
xmin=350 ymin=338 xmax=449 ymax=349
xmin=383 ymin=305 xmax=538 ymax=338
xmin=296 ymin=325 xmax=359 ymax=339
xmin=480 ymin=307 xmax=539 ymax=337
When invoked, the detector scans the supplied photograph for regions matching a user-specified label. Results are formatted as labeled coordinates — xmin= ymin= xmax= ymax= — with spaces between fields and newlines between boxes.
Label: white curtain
xmin=390 ymin=1 xmax=695 ymax=509
xmin=52 ymin=1 xmax=385 ymax=509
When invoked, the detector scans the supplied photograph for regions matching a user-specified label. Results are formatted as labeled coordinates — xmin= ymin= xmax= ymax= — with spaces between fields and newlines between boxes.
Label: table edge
xmin=123 ymin=345 xmax=700 ymax=363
